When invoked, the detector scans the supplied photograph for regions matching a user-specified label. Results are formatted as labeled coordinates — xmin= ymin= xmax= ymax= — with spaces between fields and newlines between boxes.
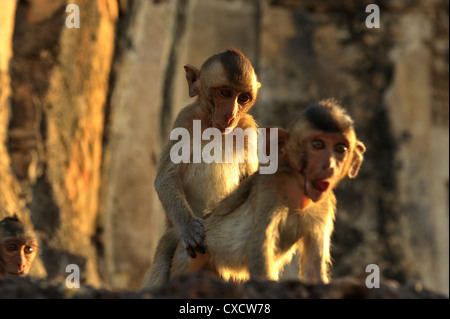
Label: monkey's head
xmin=184 ymin=48 xmax=261 ymax=133
xmin=283 ymin=99 xmax=366 ymax=203
xmin=0 ymin=215 xmax=38 ymax=278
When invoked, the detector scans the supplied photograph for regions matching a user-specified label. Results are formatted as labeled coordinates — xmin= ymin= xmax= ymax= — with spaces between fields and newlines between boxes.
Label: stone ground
xmin=0 ymin=273 xmax=446 ymax=299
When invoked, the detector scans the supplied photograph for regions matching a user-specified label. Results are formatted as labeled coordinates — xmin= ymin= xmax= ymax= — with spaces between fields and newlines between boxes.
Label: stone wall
xmin=0 ymin=0 xmax=447 ymax=295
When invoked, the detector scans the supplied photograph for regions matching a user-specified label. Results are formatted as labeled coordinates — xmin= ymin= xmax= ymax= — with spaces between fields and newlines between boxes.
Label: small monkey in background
xmin=0 ymin=215 xmax=38 ymax=278
xmin=170 ymin=99 xmax=366 ymax=284
xmin=142 ymin=49 xmax=261 ymax=289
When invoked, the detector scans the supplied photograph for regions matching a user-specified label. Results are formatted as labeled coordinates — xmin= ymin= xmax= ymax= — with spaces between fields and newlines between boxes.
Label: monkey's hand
xmin=179 ymin=217 xmax=206 ymax=258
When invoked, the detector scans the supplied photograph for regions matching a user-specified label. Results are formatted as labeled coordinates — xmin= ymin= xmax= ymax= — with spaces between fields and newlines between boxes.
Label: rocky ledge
xmin=0 ymin=273 xmax=446 ymax=299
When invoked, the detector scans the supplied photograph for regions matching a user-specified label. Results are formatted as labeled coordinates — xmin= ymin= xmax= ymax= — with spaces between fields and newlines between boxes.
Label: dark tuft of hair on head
xmin=217 ymin=48 xmax=255 ymax=87
xmin=0 ymin=214 xmax=37 ymax=241
xmin=301 ymin=99 xmax=354 ymax=133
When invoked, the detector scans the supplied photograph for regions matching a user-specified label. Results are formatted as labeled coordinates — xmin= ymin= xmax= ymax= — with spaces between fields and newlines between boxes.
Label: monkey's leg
xmin=141 ymin=228 xmax=179 ymax=289
xmin=247 ymin=227 xmax=279 ymax=281
xmin=299 ymin=233 xmax=330 ymax=284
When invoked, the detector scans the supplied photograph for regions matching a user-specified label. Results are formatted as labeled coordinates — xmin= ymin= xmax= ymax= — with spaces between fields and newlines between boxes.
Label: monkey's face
xmin=0 ymin=238 xmax=37 ymax=277
xmin=209 ymin=85 xmax=256 ymax=133
xmin=197 ymin=49 xmax=260 ymax=133
xmin=300 ymin=131 xmax=350 ymax=202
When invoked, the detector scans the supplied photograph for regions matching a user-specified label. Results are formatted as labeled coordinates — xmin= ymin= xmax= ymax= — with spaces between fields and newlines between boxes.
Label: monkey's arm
xmin=238 ymin=114 xmax=259 ymax=182
xmin=299 ymin=199 xmax=335 ymax=284
xmin=154 ymin=143 xmax=205 ymax=258
xmin=247 ymin=197 xmax=287 ymax=281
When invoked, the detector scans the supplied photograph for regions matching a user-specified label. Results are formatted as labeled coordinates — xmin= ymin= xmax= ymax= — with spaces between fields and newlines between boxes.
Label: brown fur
xmin=0 ymin=215 xmax=38 ymax=278
xmin=170 ymin=100 xmax=365 ymax=284
xmin=141 ymin=49 xmax=260 ymax=289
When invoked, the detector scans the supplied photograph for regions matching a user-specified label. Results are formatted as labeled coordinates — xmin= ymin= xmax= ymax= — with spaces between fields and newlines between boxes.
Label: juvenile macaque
xmin=142 ymin=48 xmax=261 ymax=288
xmin=170 ymin=99 xmax=366 ymax=284
xmin=0 ymin=215 xmax=38 ymax=278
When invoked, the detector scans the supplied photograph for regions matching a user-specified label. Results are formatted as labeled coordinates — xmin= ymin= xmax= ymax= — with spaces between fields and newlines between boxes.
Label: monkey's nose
xmin=226 ymin=115 xmax=236 ymax=126
xmin=322 ymin=156 xmax=336 ymax=170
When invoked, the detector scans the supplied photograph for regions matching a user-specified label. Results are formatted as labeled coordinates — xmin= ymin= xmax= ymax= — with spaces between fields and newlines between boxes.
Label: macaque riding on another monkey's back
xmin=142 ymin=48 xmax=261 ymax=289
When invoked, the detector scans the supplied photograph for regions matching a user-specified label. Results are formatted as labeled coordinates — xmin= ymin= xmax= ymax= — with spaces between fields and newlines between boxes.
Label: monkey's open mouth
xmin=312 ymin=180 xmax=330 ymax=192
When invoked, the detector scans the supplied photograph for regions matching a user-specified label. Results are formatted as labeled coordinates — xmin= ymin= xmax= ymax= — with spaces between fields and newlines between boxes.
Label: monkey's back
xmin=204 ymin=198 xmax=254 ymax=280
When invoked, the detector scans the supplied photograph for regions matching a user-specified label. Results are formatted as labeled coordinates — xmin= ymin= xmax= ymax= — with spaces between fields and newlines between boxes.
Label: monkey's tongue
xmin=312 ymin=180 xmax=330 ymax=192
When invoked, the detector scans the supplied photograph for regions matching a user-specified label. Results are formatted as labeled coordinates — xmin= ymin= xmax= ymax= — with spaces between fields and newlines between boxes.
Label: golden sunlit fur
xmin=170 ymin=100 xmax=365 ymax=284
xmin=141 ymin=49 xmax=260 ymax=289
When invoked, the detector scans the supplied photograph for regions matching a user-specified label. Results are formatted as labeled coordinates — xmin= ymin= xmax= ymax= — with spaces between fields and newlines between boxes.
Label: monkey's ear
xmin=184 ymin=65 xmax=200 ymax=97
xmin=263 ymin=127 xmax=288 ymax=159
xmin=277 ymin=128 xmax=289 ymax=160
xmin=348 ymin=141 xmax=366 ymax=178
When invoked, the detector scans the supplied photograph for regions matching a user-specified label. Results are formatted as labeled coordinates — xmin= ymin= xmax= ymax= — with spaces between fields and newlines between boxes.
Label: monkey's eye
xmin=219 ymin=88 xmax=232 ymax=97
xmin=238 ymin=94 xmax=251 ymax=104
xmin=25 ymin=246 xmax=34 ymax=254
xmin=6 ymin=243 xmax=18 ymax=252
xmin=311 ymin=140 xmax=324 ymax=150
xmin=334 ymin=144 xmax=348 ymax=154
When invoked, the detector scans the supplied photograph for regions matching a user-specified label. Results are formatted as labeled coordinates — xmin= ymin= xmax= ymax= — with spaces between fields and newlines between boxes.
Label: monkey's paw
xmin=180 ymin=217 xmax=206 ymax=259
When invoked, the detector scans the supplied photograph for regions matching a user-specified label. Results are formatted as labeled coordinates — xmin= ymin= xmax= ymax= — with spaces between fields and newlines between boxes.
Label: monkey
xmin=169 ymin=99 xmax=366 ymax=284
xmin=0 ymin=215 xmax=38 ymax=278
xmin=141 ymin=48 xmax=261 ymax=289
